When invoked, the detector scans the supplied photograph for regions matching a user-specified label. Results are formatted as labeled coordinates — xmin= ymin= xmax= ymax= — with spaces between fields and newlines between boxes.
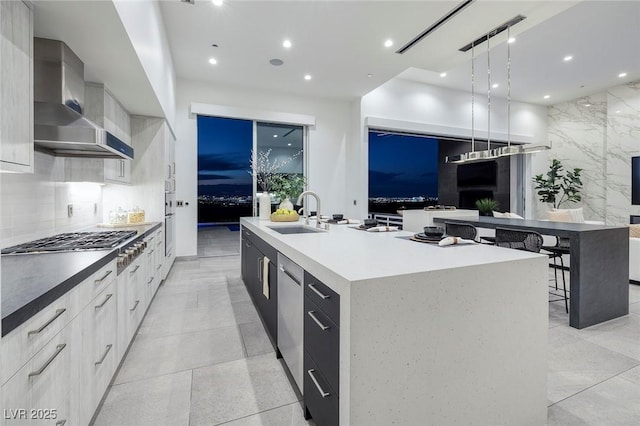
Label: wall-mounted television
xmin=632 ymin=156 xmax=640 ymax=205
xmin=457 ymin=161 xmax=497 ymax=187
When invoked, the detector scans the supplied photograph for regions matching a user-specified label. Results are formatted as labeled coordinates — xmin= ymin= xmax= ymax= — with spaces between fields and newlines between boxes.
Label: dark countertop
xmin=1 ymin=222 xmax=162 ymax=337
xmin=433 ymin=216 xmax=627 ymax=237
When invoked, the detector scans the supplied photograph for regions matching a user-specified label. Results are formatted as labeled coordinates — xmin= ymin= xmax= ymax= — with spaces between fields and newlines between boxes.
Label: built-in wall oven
xmin=165 ymin=191 xmax=175 ymax=257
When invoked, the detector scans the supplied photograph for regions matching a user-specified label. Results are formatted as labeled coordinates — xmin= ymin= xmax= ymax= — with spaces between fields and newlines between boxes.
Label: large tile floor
xmin=94 ymin=230 xmax=640 ymax=425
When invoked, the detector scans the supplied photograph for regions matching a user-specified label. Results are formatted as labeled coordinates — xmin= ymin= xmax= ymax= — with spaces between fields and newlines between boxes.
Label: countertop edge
xmin=1 ymin=222 xmax=162 ymax=337
xmin=1 ymin=250 xmax=118 ymax=337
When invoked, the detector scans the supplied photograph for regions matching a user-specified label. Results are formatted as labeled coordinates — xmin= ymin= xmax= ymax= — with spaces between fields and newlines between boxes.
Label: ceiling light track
xmin=396 ymin=0 xmax=476 ymax=54
xmin=458 ymin=15 xmax=526 ymax=52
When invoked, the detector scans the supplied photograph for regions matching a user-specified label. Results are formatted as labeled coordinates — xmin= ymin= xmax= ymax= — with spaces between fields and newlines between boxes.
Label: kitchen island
xmin=240 ymin=217 xmax=548 ymax=426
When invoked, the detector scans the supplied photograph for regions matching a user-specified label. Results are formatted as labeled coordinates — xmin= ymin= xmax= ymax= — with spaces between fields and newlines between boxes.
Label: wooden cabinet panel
xmin=0 ymin=0 xmax=33 ymax=172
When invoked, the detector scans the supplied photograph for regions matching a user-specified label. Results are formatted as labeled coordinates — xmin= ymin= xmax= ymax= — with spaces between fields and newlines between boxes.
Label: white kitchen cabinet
xmin=0 ymin=0 xmax=33 ymax=173
xmin=1 ymin=292 xmax=72 ymax=386
xmin=116 ymin=255 xmax=145 ymax=361
xmin=63 ymin=157 xmax=131 ymax=185
xmin=1 ymin=321 xmax=72 ymax=426
xmin=73 ymin=279 xmax=118 ymax=426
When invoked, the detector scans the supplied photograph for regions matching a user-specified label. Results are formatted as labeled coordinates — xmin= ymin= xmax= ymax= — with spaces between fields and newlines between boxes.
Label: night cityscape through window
xmin=369 ymin=131 xmax=439 ymax=213
xmin=197 ymin=116 xmax=253 ymax=224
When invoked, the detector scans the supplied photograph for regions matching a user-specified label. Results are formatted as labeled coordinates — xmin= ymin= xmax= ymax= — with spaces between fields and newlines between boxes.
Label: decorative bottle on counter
xmin=259 ymin=192 xmax=271 ymax=220
xmin=279 ymin=196 xmax=294 ymax=211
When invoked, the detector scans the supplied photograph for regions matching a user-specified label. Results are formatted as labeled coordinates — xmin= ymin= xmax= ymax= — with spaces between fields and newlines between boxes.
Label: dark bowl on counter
xmin=423 ymin=226 xmax=444 ymax=238
xmin=332 ymin=214 xmax=344 ymax=221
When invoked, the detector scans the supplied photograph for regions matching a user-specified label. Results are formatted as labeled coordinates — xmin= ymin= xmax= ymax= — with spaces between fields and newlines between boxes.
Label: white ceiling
xmin=159 ymin=0 xmax=581 ymax=101
xmin=29 ymin=1 xmax=640 ymax=117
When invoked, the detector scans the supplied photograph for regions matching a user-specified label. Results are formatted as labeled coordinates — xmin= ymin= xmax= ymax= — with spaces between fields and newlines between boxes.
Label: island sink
xmin=267 ymin=225 xmax=325 ymax=235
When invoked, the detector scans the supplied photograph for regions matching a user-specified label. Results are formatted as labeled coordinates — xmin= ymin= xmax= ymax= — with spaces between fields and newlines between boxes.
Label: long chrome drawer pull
xmin=28 ymin=309 xmax=66 ymax=336
xmin=55 ymin=420 xmax=67 ymax=426
xmin=148 ymin=249 xmax=155 ymax=256
xmin=130 ymin=300 xmax=140 ymax=312
xmin=307 ymin=369 xmax=330 ymax=397
xmin=147 ymin=276 xmax=154 ymax=285
xmin=157 ymin=240 xmax=162 ymax=246
xmin=29 ymin=344 xmax=66 ymax=377
xmin=94 ymin=294 xmax=113 ymax=310
xmin=157 ymin=264 xmax=162 ymax=270
xmin=307 ymin=311 xmax=330 ymax=331
xmin=245 ymin=243 xmax=251 ymax=248
xmin=95 ymin=344 xmax=113 ymax=366
xmin=95 ymin=270 xmax=113 ymax=284
xmin=307 ymin=283 xmax=330 ymax=300
xmin=130 ymin=265 xmax=140 ymax=275
xmin=279 ymin=266 xmax=301 ymax=285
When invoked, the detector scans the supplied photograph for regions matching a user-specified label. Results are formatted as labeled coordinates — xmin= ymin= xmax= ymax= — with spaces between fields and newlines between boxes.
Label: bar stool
xmin=542 ymin=237 xmax=570 ymax=313
xmin=495 ymin=227 xmax=543 ymax=252
xmin=444 ymin=222 xmax=478 ymax=241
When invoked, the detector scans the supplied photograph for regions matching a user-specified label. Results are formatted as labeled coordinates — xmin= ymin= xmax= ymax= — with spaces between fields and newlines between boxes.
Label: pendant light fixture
xmin=446 ymin=15 xmax=550 ymax=163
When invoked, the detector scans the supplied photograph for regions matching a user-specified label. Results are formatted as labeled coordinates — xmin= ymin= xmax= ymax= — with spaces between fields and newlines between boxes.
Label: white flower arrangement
xmin=249 ymin=148 xmax=302 ymax=192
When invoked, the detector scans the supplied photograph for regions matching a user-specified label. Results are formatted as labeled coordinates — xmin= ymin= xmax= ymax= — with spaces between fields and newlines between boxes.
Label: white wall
xmin=113 ymin=0 xmax=176 ymax=132
xmin=0 ymin=151 xmax=103 ymax=247
xmin=355 ymin=78 xmax=549 ymax=218
xmin=536 ymin=80 xmax=640 ymax=225
xmin=175 ymin=78 xmax=353 ymax=257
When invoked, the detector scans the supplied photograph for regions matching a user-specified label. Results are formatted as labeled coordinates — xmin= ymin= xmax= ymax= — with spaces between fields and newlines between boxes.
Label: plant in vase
xmin=270 ymin=173 xmax=307 ymax=210
xmin=533 ymin=159 xmax=583 ymax=208
xmin=249 ymin=148 xmax=302 ymax=219
xmin=475 ymin=198 xmax=498 ymax=216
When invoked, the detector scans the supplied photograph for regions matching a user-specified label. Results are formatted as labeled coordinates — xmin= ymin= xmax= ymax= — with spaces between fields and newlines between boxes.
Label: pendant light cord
xmin=487 ymin=35 xmax=491 ymax=153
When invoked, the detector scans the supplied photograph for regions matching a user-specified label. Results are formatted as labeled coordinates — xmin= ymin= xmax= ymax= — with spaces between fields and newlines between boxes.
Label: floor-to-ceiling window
xmin=368 ymin=130 xmax=439 ymax=214
xmin=255 ymin=122 xmax=304 ymax=211
xmin=197 ymin=116 xmax=253 ymax=224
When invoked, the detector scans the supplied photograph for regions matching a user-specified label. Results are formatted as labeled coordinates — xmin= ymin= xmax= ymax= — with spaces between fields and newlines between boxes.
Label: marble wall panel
xmin=544 ymin=80 xmax=640 ymax=225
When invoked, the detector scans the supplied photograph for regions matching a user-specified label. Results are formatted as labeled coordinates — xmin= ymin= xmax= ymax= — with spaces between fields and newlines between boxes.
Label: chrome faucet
xmin=296 ymin=191 xmax=321 ymax=228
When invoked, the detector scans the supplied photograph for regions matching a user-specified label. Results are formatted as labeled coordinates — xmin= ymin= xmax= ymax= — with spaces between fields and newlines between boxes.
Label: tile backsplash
xmin=0 ymin=151 xmax=103 ymax=247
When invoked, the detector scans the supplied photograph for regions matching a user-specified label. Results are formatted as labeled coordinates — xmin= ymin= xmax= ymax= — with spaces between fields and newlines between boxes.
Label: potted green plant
xmin=475 ymin=198 xmax=499 ymax=216
xmin=533 ymin=159 xmax=583 ymax=208
xmin=270 ymin=173 xmax=306 ymax=210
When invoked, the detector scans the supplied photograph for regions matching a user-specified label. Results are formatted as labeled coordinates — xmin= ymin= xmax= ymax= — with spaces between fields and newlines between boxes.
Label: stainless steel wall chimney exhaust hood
xmin=33 ymin=38 xmax=134 ymax=160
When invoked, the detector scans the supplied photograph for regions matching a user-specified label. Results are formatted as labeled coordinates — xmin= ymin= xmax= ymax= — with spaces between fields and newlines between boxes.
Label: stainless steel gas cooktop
xmin=1 ymin=231 xmax=137 ymax=255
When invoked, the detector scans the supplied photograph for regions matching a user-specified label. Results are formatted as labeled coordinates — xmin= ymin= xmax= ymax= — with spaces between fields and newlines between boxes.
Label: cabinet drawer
xmin=70 ymin=259 xmax=117 ymax=315
xmin=304 ymin=351 xmax=338 ymax=426
xmin=1 ymin=295 xmax=71 ymax=385
xmin=304 ymin=271 xmax=340 ymax=323
xmin=1 ymin=327 xmax=72 ymax=426
xmin=304 ymin=296 xmax=339 ymax=395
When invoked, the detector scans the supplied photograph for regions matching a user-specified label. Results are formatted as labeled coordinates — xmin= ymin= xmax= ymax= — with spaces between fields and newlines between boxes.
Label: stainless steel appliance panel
xmin=277 ymin=253 xmax=304 ymax=393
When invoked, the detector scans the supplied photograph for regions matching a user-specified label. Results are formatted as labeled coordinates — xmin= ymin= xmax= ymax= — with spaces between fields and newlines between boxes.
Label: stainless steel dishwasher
xmin=277 ymin=253 xmax=304 ymax=393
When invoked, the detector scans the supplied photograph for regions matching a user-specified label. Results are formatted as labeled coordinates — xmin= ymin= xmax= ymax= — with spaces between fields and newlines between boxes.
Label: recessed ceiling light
xmin=440 ymin=72 xmax=447 ymax=78
xmin=563 ymin=55 xmax=573 ymax=62
xmin=367 ymin=73 xmax=373 ymax=78
xmin=273 ymin=134 xmax=278 ymax=138
xmin=208 ymin=57 xmax=217 ymax=65
xmin=508 ymin=37 xmax=516 ymax=44
xmin=544 ymin=95 xmax=550 ymax=99
xmin=616 ymin=110 xmax=621 ymax=114
xmin=584 ymin=103 xmax=591 ymax=107
xmin=212 ymin=0 xmax=223 ymax=6
xmin=287 ymin=143 xmax=292 ymax=146
xmin=619 ymin=72 xmax=627 ymax=78
xmin=492 ymin=83 xmax=499 ymax=88
xmin=269 ymin=58 xmax=284 ymax=66
xmin=384 ymin=39 xmax=393 ymax=48
xmin=304 ymin=74 xmax=312 ymax=81
xmin=283 ymin=39 xmax=292 ymax=49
